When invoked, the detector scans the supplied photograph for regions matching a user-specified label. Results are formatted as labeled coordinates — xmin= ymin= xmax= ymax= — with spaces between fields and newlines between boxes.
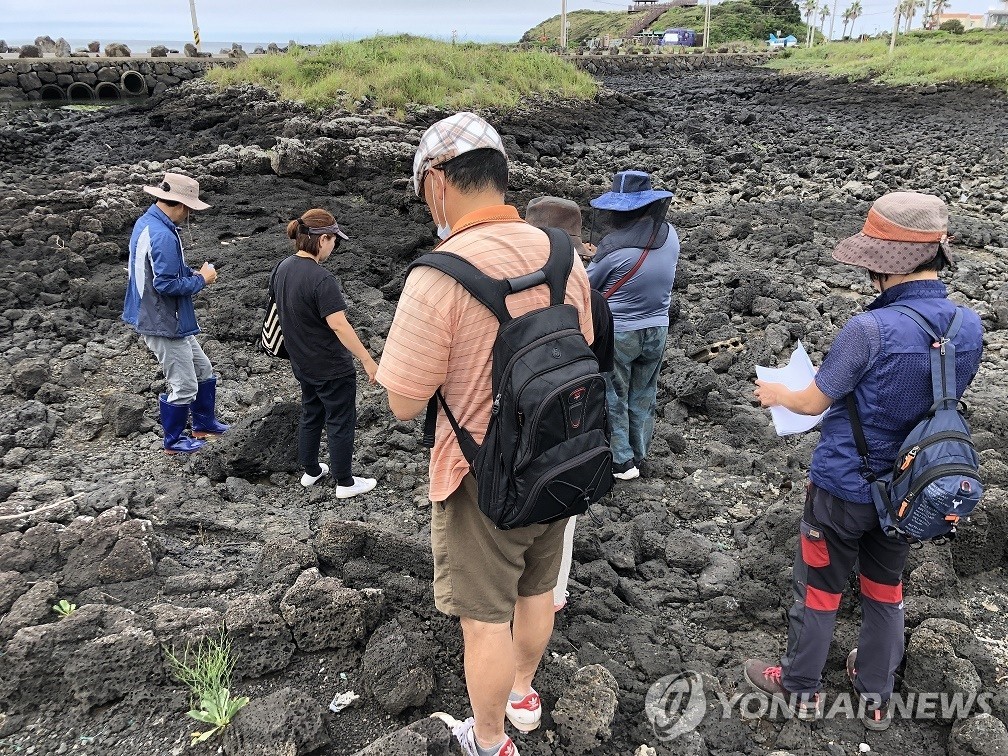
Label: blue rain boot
xmin=191 ymin=377 xmax=230 ymax=438
xmin=160 ymin=396 xmax=205 ymax=454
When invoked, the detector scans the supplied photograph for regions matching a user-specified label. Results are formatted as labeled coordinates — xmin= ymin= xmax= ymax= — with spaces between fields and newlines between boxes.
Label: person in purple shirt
xmin=743 ymin=192 xmax=983 ymax=731
xmin=587 ymin=171 xmax=679 ymax=481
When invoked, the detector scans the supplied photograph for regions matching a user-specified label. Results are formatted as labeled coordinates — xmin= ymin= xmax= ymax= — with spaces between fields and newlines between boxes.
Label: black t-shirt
xmin=272 ymin=255 xmax=354 ymax=382
xmin=590 ymin=289 xmax=615 ymax=373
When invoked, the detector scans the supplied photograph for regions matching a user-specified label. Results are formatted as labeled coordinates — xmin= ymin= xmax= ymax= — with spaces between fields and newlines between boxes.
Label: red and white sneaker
xmin=430 ymin=714 xmax=519 ymax=756
xmin=505 ymin=689 xmax=541 ymax=732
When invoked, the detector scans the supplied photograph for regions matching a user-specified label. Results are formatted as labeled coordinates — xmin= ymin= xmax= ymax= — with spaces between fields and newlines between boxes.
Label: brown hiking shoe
xmin=846 ymin=649 xmax=893 ymax=732
xmin=743 ymin=659 xmax=823 ymax=720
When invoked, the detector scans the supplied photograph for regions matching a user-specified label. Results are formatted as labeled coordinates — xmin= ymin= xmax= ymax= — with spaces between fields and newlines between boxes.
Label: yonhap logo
xmin=645 ymin=671 xmax=707 ymax=741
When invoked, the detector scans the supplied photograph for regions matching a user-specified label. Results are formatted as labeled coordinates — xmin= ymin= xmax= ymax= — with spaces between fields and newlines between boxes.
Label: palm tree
xmin=849 ymin=0 xmax=864 ymax=38
xmin=842 ymin=6 xmax=854 ymax=37
xmin=829 ymin=0 xmax=841 ymax=41
xmin=929 ymin=0 xmax=948 ymax=28
xmin=820 ymin=3 xmax=832 ymax=36
xmin=803 ymin=0 xmax=818 ymax=46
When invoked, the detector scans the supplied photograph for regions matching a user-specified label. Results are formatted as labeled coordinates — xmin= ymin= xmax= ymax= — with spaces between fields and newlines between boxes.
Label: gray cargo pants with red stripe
xmin=782 ymin=483 xmax=910 ymax=702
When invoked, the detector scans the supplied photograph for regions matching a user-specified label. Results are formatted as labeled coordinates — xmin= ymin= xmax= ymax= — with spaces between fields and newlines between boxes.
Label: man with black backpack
xmin=376 ymin=113 xmax=601 ymax=756
xmin=742 ymin=192 xmax=983 ymax=730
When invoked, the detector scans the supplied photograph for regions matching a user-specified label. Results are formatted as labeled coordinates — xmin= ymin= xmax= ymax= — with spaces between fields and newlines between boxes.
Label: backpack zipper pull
xmin=491 ymin=394 xmax=501 ymax=416
xmin=900 ymin=446 xmax=920 ymax=471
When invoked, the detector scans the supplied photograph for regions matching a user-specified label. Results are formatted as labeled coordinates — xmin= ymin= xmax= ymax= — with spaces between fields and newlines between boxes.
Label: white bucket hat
xmin=142 ymin=172 xmax=211 ymax=211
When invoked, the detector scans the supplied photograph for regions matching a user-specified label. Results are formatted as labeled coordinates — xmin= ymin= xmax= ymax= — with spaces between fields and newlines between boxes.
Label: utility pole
xmin=829 ymin=0 xmax=840 ymax=41
xmin=189 ymin=0 xmax=202 ymax=52
xmin=561 ymin=0 xmax=568 ymax=48
xmin=703 ymin=0 xmax=712 ymax=50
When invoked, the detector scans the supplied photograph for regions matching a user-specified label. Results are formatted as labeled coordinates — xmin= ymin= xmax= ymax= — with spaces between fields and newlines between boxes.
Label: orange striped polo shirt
xmin=376 ymin=205 xmax=594 ymax=502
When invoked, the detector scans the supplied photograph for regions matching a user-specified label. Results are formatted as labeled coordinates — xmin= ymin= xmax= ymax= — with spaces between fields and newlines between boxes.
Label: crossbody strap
xmin=602 ymin=222 xmax=661 ymax=300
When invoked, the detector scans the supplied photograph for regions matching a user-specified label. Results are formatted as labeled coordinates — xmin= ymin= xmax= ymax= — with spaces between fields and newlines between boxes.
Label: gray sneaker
xmin=847 ymin=649 xmax=893 ymax=732
xmin=743 ymin=659 xmax=823 ymax=720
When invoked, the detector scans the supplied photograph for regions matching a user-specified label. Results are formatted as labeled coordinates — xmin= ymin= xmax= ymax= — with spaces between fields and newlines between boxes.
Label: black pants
xmin=782 ymin=483 xmax=910 ymax=702
xmin=298 ymin=374 xmax=356 ymax=486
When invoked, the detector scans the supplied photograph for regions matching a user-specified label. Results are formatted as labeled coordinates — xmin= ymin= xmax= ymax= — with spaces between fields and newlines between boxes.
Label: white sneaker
xmin=505 ymin=689 xmax=541 ymax=732
xmin=613 ymin=465 xmax=639 ymax=481
xmin=334 ymin=476 xmax=377 ymax=499
xmin=301 ymin=463 xmax=329 ymax=487
xmin=430 ymin=714 xmax=519 ymax=756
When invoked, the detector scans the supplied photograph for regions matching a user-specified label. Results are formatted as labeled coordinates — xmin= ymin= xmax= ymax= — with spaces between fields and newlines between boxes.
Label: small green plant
xmin=186 ymin=687 xmax=251 ymax=744
xmin=165 ymin=630 xmax=249 ymax=745
xmin=52 ymin=599 xmax=76 ymax=617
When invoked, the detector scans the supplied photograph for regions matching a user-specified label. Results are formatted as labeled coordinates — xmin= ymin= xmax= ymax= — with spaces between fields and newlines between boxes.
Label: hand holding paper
xmin=755 ymin=341 xmax=827 ymax=436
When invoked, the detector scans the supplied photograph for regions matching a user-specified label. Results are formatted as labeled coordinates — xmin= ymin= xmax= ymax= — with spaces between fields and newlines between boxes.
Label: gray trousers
xmin=782 ymin=484 xmax=909 ymax=702
xmin=144 ymin=334 xmax=214 ymax=405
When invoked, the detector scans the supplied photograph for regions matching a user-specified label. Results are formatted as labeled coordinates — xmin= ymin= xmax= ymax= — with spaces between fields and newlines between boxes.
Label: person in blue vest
xmin=123 ymin=172 xmax=229 ymax=454
xmin=587 ymin=171 xmax=679 ymax=481
xmin=743 ymin=192 xmax=983 ymax=730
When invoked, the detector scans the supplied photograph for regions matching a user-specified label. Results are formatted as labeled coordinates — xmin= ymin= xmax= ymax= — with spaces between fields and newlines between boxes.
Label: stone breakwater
xmin=0 ymin=72 xmax=1007 ymax=755
xmin=0 ymin=58 xmax=229 ymax=102
xmin=0 ymin=52 xmax=771 ymax=102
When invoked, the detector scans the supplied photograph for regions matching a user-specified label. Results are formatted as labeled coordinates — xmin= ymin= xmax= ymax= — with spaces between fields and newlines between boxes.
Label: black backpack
xmin=848 ymin=304 xmax=982 ymax=543
xmin=408 ymin=228 xmax=613 ymax=530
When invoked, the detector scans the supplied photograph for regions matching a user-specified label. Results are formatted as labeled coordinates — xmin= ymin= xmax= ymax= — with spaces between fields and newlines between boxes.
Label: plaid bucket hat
xmin=833 ymin=191 xmax=952 ymax=274
xmin=525 ymin=196 xmax=590 ymax=257
xmin=412 ymin=112 xmax=507 ymax=196
xmin=143 ymin=172 xmax=211 ymax=211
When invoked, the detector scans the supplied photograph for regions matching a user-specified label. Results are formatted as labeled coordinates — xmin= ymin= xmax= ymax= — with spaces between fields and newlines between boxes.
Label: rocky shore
xmin=0 ymin=68 xmax=1007 ymax=756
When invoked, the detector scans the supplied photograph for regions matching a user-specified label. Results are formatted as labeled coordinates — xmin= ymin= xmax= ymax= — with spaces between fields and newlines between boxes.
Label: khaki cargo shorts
xmin=431 ymin=474 xmax=568 ymax=624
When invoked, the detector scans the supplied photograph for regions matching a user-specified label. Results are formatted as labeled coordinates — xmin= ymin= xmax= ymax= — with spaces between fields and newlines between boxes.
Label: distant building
xmin=935 ymin=12 xmax=986 ymax=29
xmin=768 ymin=33 xmax=799 ymax=47
xmin=987 ymin=6 xmax=1008 ymax=27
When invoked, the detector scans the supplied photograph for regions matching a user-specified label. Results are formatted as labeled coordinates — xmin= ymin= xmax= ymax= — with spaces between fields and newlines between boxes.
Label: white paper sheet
xmin=755 ymin=341 xmax=826 ymax=436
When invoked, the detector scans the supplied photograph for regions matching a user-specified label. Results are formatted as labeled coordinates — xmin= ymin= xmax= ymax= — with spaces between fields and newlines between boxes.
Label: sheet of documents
xmin=755 ymin=341 xmax=826 ymax=436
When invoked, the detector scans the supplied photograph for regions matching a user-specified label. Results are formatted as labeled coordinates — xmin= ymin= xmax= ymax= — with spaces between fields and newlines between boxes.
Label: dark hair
xmin=159 ymin=199 xmax=182 ymax=208
xmin=439 ymin=148 xmax=508 ymax=195
xmin=286 ymin=208 xmax=338 ymax=256
xmin=913 ymin=245 xmax=952 ymax=273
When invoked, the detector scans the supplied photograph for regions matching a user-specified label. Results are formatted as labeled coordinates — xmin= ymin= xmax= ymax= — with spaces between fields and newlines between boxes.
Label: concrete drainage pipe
xmin=120 ymin=70 xmax=147 ymax=96
xmin=39 ymin=84 xmax=67 ymax=101
xmin=95 ymin=82 xmax=122 ymax=100
xmin=67 ymin=82 xmax=96 ymax=101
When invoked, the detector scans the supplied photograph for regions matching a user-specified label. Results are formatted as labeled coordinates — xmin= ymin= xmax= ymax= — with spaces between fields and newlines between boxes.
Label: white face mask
xmin=433 ymin=172 xmax=451 ymax=240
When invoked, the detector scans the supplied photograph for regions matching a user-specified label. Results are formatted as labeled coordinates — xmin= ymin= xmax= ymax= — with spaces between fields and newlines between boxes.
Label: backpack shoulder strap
xmin=890 ymin=304 xmax=962 ymax=409
xmin=539 ymin=227 xmax=576 ymax=306
xmin=407 ymin=251 xmax=513 ymax=324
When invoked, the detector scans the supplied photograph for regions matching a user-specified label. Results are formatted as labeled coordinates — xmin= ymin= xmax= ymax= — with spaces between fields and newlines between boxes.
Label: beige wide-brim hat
xmin=143 ymin=172 xmax=211 ymax=211
xmin=526 ymin=196 xmax=590 ymax=257
xmin=833 ymin=191 xmax=951 ymax=274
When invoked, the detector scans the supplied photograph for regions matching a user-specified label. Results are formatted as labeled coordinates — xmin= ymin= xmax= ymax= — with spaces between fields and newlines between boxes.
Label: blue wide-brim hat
xmin=590 ymin=170 xmax=674 ymax=212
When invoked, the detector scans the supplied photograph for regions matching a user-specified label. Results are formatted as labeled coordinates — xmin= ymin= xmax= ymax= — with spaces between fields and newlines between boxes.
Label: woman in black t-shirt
xmin=273 ymin=209 xmax=379 ymax=499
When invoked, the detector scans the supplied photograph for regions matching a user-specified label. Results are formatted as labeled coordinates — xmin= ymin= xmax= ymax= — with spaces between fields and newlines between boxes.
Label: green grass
xmin=768 ymin=30 xmax=1008 ymax=90
xmin=522 ymin=9 xmax=639 ymax=44
xmin=523 ymin=1 xmax=806 ymax=46
xmin=207 ymin=35 xmax=598 ymax=111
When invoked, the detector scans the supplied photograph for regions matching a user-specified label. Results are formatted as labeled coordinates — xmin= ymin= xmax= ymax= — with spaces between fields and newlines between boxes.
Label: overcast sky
xmin=2 ymin=0 xmax=998 ymax=45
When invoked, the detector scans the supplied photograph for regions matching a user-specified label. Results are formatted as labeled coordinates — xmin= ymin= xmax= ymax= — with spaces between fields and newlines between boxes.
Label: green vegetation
xmin=207 ymin=35 xmax=598 ymax=111
xmin=653 ymin=0 xmax=805 ymax=46
xmin=769 ymin=30 xmax=1008 ymax=90
xmin=522 ymin=0 xmax=806 ymax=46
xmin=52 ymin=599 xmax=76 ymax=617
xmin=165 ymin=630 xmax=250 ymax=745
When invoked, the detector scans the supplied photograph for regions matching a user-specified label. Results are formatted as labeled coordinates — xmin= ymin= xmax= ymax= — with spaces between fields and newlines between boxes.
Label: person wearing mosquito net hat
xmin=743 ymin=191 xmax=983 ymax=731
xmin=586 ymin=170 xmax=679 ymax=482
xmin=123 ymin=172 xmax=229 ymax=455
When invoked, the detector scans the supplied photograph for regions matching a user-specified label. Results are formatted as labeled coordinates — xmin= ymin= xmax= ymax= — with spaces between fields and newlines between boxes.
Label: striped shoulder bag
xmin=260 ymin=263 xmax=289 ymax=359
